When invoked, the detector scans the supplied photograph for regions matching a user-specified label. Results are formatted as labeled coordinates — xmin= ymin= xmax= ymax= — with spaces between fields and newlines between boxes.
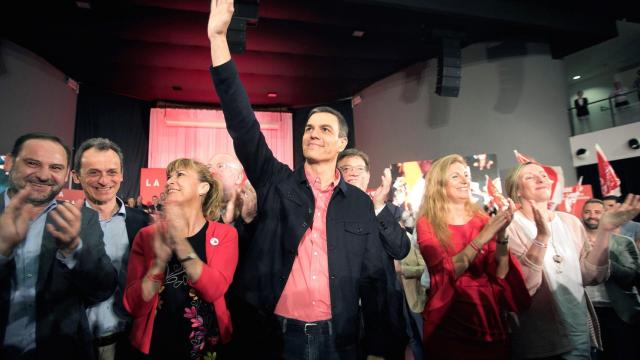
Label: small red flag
xmin=595 ymin=144 xmax=621 ymax=196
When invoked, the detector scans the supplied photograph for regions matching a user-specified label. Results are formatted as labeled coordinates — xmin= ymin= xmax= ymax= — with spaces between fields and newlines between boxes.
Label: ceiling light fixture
xmin=267 ymin=92 xmax=278 ymax=98
xmin=572 ymin=75 xmax=581 ymax=80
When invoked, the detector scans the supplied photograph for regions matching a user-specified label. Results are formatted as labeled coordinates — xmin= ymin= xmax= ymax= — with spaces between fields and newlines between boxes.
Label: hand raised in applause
xmin=0 ymin=188 xmax=36 ymax=256
xmin=47 ymin=200 xmax=83 ymax=257
xmin=599 ymin=194 xmax=640 ymax=232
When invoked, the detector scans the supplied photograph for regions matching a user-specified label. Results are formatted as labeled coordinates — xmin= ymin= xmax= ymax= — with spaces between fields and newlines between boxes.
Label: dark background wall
xmin=73 ymin=87 xmax=151 ymax=199
xmin=291 ymin=99 xmax=355 ymax=169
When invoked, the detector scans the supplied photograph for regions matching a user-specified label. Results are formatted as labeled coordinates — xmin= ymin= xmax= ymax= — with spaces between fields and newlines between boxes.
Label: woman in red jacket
xmin=416 ymin=154 xmax=530 ymax=359
xmin=124 ymin=158 xmax=238 ymax=360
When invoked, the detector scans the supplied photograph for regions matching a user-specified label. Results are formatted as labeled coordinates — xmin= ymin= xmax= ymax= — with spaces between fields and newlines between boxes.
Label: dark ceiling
xmin=1 ymin=0 xmax=634 ymax=108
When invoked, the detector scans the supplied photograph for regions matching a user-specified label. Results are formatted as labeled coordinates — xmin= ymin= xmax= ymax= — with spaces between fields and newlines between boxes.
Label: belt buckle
xmin=304 ymin=322 xmax=318 ymax=335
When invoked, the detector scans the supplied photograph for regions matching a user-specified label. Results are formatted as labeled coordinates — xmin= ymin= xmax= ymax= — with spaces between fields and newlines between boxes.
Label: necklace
xmin=548 ymin=225 xmax=564 ymax=273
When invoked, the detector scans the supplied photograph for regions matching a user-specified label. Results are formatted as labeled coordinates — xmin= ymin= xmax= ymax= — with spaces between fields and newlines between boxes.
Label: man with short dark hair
xmin=337 ymin=148 xmax=417 ymax=359
xmin=208 ymin=2 xmax=388 ymax=358
xmin=0 ymin=132 xmax=116 ymax=359
xmin=603 ymin=195 xmax=640 ymax=246
xmin=72 ymin=137 xmax=151 ymax=360
xmin=582 ymin=198 xmax=640 ymax=359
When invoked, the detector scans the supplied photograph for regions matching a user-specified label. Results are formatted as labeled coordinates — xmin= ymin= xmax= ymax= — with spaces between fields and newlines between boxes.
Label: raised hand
xmin=208 ymin=0 xmax=235 ymax=40
xmin=599 ymin=194 xmax=640 ymax=231
xmin=0 ymin=188 xmax=36 ymax=256
xmin=151 ymin=221 xmax=173 ymax=270
xmin=222 ymin=187 xmax=239 ymax=224
xmin=47 ymin=201 xmax=82 ymax=257
xmin=371 ymin=167 xmax=392 ymax=210
xmin=477 ymin=209 xmax=512 ymax=245
xmin=162 ymin=203 xmax=188 ymax=245
xmin=530 ymin=200 xmax=550 ymax=241
xmin=240 ymin=182 xmax=257 ymax=223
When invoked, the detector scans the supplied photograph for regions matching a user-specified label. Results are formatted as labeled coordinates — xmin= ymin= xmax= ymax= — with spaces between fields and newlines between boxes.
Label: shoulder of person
xmin=125 ymin=206 xmax=152 ymax=223
xmin=206 ymin=220 xmax=238 ymax=240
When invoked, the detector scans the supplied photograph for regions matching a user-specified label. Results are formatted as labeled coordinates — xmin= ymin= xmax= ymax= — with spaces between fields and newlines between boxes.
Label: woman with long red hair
xmin=416 ymin=154 xmax=530 ymax=359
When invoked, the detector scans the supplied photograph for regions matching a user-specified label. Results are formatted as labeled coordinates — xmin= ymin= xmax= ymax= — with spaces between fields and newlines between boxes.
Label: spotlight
xmin=629 ymin=138 xmax=640 ymax=150
xmin=575 ymin=148 xmax=588 ymax=159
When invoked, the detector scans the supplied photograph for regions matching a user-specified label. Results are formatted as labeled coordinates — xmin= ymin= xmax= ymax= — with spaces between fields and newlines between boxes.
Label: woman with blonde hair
xmin=504 ymin=161 xmax=640 ymax=359
xmin=124 ymin=158 xmax=238 ymax=359
xmin=416 ymin=154 xmax=530 ymax=359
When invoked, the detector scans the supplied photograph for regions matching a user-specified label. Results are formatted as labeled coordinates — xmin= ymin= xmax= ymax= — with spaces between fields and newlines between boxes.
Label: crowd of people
xmin=2 ymin=1 xmax=640 ymax=359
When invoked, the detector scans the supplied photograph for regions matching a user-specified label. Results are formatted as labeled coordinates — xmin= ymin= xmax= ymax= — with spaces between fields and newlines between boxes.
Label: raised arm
xmin=207 ymin=0 xmax=289 ymax=191
xmin=208 ymin=0 xmax=233 ymax=67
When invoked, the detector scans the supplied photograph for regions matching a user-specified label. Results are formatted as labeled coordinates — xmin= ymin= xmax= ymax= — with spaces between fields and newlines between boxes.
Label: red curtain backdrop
xmin=148 ymin=108 xmax=293 ymax=169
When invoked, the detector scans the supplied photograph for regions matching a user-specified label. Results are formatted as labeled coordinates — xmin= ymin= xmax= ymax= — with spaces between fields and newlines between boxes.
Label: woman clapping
xmin=124 ymin=159 xmax=238 ymax=360
xmin=417 ymin=154 xmax=530 ymax=359
xmin=504 ymin=161 xmax=640 ymax=359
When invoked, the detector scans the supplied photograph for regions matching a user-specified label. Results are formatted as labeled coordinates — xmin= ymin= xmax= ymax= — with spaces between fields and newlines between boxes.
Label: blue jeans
xmin=278 ymin=317 xmax=357 ymax=360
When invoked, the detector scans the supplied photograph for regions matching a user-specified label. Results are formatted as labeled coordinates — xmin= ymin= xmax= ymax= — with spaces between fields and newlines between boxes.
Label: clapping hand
xmin=47 ymin=200 xmax=83 ymax=257
xmin=371 ymin=168 xmax=392 ymax=210
xmin=530 ymin=200 xmax=550 ymax=241
xmin=0 ymin=188 xmax=36 ymax=256
xmin=600 ymin=194 xmax=640 ymax=232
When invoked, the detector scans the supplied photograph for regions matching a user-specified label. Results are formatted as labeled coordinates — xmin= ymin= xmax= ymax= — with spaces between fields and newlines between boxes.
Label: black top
xmin=149 ymin=222 xmax=219 ymax=360
xmin=574 ymin=97 xmax=589 ymax=117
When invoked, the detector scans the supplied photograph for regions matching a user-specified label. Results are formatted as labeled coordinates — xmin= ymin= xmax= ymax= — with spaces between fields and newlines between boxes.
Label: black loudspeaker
xmin=227 ymin=18 xmax=247 ymax=53
xmin=436 ymin=38 xmax=461 ymax=97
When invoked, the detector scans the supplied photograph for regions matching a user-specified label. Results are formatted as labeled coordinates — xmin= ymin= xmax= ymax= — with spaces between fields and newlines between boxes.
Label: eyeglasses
xmin=338 ymin=165 xmax=367 ymax=174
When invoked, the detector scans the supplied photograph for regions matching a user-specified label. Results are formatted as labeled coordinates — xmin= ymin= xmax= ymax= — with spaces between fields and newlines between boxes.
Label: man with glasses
xmin=337 ymin=148 xmax=416 ymax=359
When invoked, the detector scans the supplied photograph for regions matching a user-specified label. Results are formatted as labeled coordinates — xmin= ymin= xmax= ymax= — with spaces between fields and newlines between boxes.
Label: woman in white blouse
xmin=504 ymin=162 xmax=640 ymax=359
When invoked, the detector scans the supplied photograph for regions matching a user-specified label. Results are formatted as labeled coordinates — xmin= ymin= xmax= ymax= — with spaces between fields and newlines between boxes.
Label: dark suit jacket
xmin=0 ymin=193 xmax=117 ymax=359
xmin=606 ymin=234 xmax=640 ymax=324
xmin=110 ymin=205 xmax=152 ymax=321
xmin=211 ymin=61 xmax=388 ymax=356
xmin=376 ymin=204 xmax=411 ymax=359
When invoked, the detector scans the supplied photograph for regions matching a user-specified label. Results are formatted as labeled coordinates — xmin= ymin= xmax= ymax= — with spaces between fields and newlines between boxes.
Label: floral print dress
xmin=149 ymin=223 xmax=220 ymax=360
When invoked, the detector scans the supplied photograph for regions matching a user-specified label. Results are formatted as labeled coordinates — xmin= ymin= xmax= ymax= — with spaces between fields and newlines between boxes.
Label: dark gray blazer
xmin=0 ymin=193 xmax=117 ymax=359
xmin=606 ymin=233 xmax=640 ymax=324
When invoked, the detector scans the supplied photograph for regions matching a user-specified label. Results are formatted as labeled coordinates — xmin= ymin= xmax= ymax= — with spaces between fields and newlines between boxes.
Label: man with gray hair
xmin=73 ymin=137 xmax=151 ymax=360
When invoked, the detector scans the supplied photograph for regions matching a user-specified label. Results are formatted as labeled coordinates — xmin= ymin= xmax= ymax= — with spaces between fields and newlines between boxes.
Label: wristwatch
xmin=178 ymin=252 xmax=198 ymax=263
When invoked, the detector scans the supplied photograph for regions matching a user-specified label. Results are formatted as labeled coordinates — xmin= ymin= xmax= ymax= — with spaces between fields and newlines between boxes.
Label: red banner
xmin=556 ymin=184 xmax=593 ymax=218
xmin=56 ymin=189 xmax=85 ymax=204
xmin=140 ymin=168 xmax=166 ymax=205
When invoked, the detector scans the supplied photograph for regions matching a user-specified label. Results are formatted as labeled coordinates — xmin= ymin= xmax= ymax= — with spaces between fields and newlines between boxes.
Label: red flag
xmin=513 ymin=150 xmax=565 ymax=209
xmin=486 ymin=175 xmax=508 ymax=210
xmin=595 ymin=144 xmax=621 ymax=196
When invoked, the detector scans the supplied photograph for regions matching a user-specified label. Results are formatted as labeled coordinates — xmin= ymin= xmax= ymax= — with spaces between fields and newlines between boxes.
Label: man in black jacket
xmin=0 ymin=133 xmax=117 ymax=359
xmin=208 ymin=1 xmax=388 ymax=358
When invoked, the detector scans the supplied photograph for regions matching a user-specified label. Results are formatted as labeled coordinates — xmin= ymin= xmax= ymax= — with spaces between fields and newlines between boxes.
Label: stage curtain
xmin=148 ymin=108 xmax=293 ymax=169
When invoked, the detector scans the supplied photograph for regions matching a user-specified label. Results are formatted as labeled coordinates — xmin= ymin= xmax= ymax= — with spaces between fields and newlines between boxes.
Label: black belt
xmin=278 ymin=316 xmax=333 ymax=336
xmin=94 ymin=332 xmax=126 ymax=347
